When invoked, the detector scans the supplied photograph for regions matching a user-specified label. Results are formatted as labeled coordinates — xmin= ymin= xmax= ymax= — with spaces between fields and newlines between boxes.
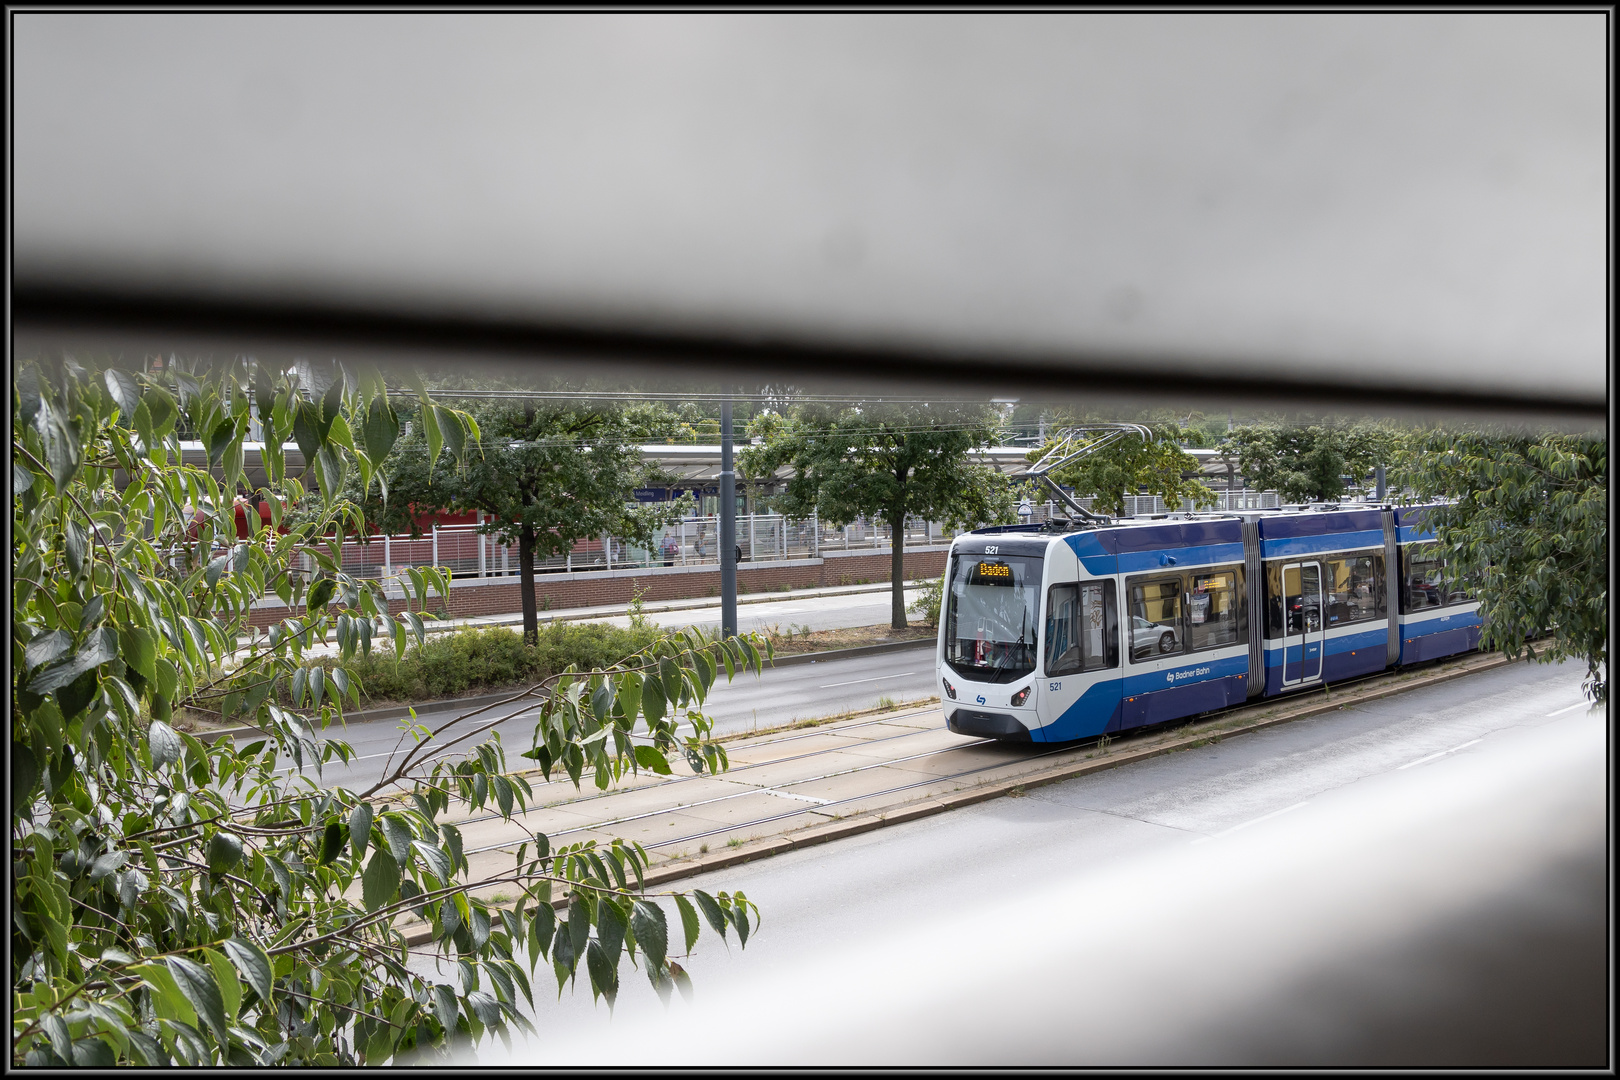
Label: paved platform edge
xmin=398 ymin=650 xmax=1516 ymax=947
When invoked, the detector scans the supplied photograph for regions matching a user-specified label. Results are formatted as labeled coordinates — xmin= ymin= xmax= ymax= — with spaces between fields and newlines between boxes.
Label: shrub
xmin=309 ymin=622 xmax=667 ymax=704
xmin=908 ymin=573 xmax=945 ymax=627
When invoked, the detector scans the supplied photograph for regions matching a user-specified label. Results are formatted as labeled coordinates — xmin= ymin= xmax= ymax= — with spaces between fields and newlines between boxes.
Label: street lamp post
xmin=720 ymin=397 xmax=738 ymax=638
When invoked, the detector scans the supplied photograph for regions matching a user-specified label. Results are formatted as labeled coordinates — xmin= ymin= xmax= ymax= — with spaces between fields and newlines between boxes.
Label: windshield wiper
xmin=985 ymin=607 xmax=1033 ymax=683
xmin=988 ymin=642 xmax=1012 ymax=681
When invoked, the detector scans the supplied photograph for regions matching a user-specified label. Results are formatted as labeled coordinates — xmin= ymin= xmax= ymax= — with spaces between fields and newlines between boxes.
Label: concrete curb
xmin=398 ymin=651 xmax=1515 ymax=947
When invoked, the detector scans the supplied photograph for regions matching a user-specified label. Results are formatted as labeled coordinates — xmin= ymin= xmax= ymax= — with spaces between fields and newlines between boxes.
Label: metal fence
xmin=320 ymin=493 xmax=1284 ymax=580
xmin=1020 ymin=490 xmax=1282 ymax=522
xmin=320 ymin=512 xmax=956 ymax=580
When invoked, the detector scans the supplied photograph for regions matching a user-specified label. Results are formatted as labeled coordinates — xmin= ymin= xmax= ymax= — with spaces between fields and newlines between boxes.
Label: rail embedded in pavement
xmin=385 ymin=649 xmax=1514 ymax=945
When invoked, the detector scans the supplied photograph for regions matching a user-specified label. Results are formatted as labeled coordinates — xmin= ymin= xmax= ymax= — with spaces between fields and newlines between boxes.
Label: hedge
xmin=309 ymin=622 xmax=669 ymax=705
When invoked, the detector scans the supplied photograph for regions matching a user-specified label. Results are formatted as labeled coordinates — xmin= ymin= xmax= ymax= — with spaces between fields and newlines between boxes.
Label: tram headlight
xmin=1010 ymin=685 xmax=1031 ymax=707
xmin=942 ymin=676 xmax=956 ymax=700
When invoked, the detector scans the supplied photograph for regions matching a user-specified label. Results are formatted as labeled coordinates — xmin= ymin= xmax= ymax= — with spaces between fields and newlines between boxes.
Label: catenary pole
xmin=720 ymin=396 xmax=738 ymax=638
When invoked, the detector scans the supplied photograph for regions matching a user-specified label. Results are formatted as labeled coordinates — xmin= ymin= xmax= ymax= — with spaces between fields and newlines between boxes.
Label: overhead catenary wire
xmin=369 ymin=433 xmax=1028 ymax=456
xmin=383 ymin=387 xmax=1025 ymax=406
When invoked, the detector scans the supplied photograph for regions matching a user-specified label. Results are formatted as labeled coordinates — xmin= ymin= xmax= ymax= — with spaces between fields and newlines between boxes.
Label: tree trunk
xmin=518 ymin=521 xmax=538 ymax=645
xmin=890 ymin=511 xmax=907 ymax=630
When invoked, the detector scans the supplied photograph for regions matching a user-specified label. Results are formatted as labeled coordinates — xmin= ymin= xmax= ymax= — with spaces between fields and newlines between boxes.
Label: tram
xmin=936 ymin=504 xmax=1480 ymax=742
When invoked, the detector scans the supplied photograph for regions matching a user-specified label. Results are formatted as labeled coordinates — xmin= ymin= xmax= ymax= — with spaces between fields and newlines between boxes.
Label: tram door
xmin=1281 ymin=561 xmax=1325 ymax=686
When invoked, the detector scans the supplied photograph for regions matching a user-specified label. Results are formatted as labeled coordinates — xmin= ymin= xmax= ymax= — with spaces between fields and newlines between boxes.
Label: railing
xmin=320 ymin=512 xmax=958 ymax=580
xmin=1016 ymin=489 xmax=1282 ymax=522
xmin=318 ymin=493 xmax=1285 ymax=581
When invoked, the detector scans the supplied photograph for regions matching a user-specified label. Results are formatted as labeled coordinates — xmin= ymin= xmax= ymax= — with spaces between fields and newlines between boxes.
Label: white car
xmin=1130 ymin=615 xmax=1181 ymax=657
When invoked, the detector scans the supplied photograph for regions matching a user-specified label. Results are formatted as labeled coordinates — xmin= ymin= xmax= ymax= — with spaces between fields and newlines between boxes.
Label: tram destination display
xmin=969 ymin=560 xmax=1015 ymax=586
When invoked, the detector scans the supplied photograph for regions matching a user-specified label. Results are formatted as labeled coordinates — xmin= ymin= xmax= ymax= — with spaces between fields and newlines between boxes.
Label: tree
xmin=1392 ymin=429 xmax=1607 ymax=704
xmin=742 ymin=402 xmax=1015 ymax=629
xmin=11 ymin=356 xmax=767 ymax=1067
xmin=1218 ymin=420 xmax=1398 ymax=503
xmin=1027 ymin=420 xmax=1218 ymax=517
xmin=357 ymin=391 xmax=686 ymax=645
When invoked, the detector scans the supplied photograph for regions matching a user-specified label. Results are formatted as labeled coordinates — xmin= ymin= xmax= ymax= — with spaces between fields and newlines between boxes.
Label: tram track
xmin=465 ymin=739 xmax=1076 ymax=857
xmin=460 ymin=738 xmax=1009 ymax=856
xmin=448 ymin=654 xmax=1489 ymax=862
xmin=376 ymin=710 xmax=942 ymax=833
xmin=219 ymin=694 xmax=940 ymax=818
xmin=231 ymin=656 xmax=1488 ymax=873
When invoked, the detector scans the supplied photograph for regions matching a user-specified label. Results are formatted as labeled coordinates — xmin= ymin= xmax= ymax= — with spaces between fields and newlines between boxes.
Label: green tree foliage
xmin=1218 ymin=420 xmax=1398 ymax=503
xmin=743 ymin=403 xmax=1015 ymax=629
xmin=662 ymin=399 xmax=764 ymax=445
xmin=1027 ymin=420 xmax=1218 ymax=517
xmin=11 ymin=357 xmax=766 ymax=1067
xmin=354 ymin=391 xmax=686 ymax=645
xmin=1393 ymin=429 xmax=1607 ymax=704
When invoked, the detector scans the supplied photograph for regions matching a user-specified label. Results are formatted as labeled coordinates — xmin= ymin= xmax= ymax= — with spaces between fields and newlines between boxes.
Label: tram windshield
xmin=944 ymin=552 xmax=1043 ymax=683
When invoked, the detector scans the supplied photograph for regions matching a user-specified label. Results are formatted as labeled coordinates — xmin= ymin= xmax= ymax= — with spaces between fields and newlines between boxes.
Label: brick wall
xmin=246 ymin=546 xmax=949 ymax=629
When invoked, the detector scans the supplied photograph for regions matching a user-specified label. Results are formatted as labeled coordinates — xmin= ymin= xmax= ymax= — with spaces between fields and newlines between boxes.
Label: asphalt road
xmin=277 ymin=643 xmax=940 ymax=791
xmin=435 ymin=656 xmax=1606 ymax=1067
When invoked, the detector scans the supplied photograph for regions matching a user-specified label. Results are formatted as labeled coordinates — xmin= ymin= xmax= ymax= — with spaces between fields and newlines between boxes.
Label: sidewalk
xmin=237 ymin=578 xmax=926 ymax=650
xmin=386 ymin=649 xmax=1514 ymax=945
xmin=397 ymin=578 xmax=920 ymax=634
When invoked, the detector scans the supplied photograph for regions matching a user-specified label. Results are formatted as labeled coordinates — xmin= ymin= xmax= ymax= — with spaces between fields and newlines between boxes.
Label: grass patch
xmin=716 ymin=696 xmax=942 ymax=743
xmin=762 ymin=622 xmax=935 ymax=656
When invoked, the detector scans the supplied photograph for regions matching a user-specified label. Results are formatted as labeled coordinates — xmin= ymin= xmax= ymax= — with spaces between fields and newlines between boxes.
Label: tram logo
xmin=1166 ymin=666 xmax=1212 ymax=684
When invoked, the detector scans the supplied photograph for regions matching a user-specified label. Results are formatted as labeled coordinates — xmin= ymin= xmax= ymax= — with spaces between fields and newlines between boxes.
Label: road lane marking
xmin=758 ymin=788 xmax=831 ymax=805
xmin=1546 ymin=700 xmax=1592 ymax=717
xmin=1397 ymin=738 xmax=1482 ymax=771
xmin=271 ymin=727 xmax=535 ymax=775
xmin=819 ymin=672 xmax=917 ymax=688
xmin=1192 ymin=801 xmax=1310 ymax=845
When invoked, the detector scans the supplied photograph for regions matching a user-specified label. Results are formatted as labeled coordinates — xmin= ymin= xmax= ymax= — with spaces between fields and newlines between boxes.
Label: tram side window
xmin=1402 ymin=543 xmax=1471 ymax=611
xmin=1323 ymin=552 xmax=1386 ymax=626
xmin=1264 ymin=562 xmax=1286 ymax=638
xmin=1185 ymin=569 xmax=1245 ymax=651
xmin=1127 ymin=576 xmax=1185 ymax=662
xmin=1045 ymin=581 xmax=1119 ymax=677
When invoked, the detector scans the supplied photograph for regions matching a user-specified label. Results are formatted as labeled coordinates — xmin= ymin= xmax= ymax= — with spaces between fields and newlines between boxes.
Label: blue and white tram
xmin=936 ymin=504 xmax=1481 ymax=742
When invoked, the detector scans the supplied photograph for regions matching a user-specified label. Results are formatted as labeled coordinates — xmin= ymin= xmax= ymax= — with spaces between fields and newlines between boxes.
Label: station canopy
xmin=11 ymin=13 xmax=1607 ymax=426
